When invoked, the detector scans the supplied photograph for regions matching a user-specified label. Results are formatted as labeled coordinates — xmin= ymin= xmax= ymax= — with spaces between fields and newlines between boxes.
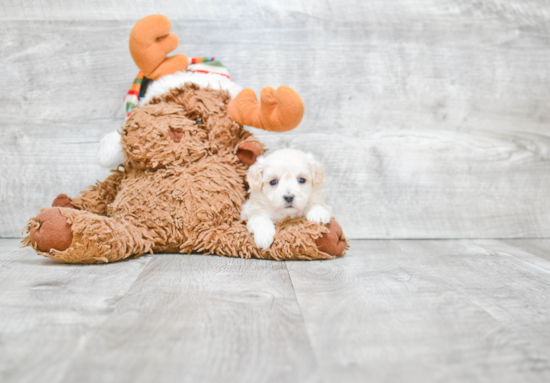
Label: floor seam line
xmin=284 ymin=261 xmax=323 ymax=382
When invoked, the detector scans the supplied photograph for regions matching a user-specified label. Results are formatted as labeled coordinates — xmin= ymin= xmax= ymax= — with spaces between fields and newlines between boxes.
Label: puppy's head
xmin=247 ymin=149 xmax=325 ymax=215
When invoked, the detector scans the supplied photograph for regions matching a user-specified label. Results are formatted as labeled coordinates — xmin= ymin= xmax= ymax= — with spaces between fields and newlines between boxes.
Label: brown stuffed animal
xmin=22 ymin=15 xmax=348 ymax=263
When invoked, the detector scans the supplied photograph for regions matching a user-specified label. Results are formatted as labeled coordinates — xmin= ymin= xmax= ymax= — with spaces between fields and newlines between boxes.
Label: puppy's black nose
xmin=284 ymin=195 xmax=294 ymax=203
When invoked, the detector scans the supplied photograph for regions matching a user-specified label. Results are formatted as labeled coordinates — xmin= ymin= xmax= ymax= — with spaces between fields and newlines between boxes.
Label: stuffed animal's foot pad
xmin=29 ymin=208 xmax=73 ymax=252
xmin=52 ymin=194 xmax=75 ymax=208
xmin=315 ymin=218 xmax=347 ymax=257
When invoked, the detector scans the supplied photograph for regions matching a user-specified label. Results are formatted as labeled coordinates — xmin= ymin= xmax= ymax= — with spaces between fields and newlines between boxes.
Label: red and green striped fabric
xmin=123 ymin=57 xmax=231 ymax=119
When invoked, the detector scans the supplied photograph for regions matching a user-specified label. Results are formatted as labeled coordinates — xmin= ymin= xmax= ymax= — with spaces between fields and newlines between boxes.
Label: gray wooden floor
xmin=1 ymin=239 xmax=549 ymax=383
xmin=3 ymin=2 xmax=550 ymax=381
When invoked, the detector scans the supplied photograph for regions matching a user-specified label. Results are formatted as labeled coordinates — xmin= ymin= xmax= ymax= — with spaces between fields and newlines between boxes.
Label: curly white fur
xmin=241 ymin=149 xmax=332 ymax=249
xmin=97 ymin=130 xmax=125 ymax=168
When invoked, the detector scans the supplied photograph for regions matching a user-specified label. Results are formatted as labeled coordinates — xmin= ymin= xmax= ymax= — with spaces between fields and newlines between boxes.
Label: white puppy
xmin=241 ymin=148 xmax=332 ymax=250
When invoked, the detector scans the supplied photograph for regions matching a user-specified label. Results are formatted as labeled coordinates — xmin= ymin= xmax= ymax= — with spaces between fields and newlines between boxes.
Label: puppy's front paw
xmin=306 ymin=205 xmax=331 ymax=224
xmin=253 ymin=224 xmax=276 ymax=250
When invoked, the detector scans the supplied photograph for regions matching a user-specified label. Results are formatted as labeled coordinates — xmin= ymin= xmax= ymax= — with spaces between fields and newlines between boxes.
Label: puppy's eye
xmin=270 ymin=179 xmax=278 ymax=186
xmin=298 ymin=178 xmax=306 ymax=184
xmin=194 ymin=118 xmax=203 ymax=124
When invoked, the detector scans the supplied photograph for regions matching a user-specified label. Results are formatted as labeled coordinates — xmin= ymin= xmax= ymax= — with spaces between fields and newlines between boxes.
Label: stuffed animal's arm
xmin=52 ymin=169 xmax=125 ymax=216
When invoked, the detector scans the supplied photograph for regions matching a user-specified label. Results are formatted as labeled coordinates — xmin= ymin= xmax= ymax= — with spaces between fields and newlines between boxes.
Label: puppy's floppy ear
xmin=307 ymin=153 xmax=326 ymax=185
xmin=246 ymin=156 xmax=265 ymax=190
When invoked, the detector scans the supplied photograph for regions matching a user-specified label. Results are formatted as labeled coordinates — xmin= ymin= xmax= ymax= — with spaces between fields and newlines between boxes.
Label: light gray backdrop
xmin=2 ymin=0 xmax=550 ymax=239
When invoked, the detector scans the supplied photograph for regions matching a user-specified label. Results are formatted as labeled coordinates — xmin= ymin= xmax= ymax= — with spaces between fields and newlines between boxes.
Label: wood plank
xmin=0 ymin=239 xmax=153 ymax=383
xmin=501 ymin=239 xmax=550 ymax=262
xmin=477 ymin=239 xmax=550 ymax=272
xmin=286 ymin=239 xmax=550 ymax=382
xmin=2 ymin=0 xmax=550 ymax=24
xmin=0 ymin=120 xmax=113 ymax=237
xmin=58 ymin=253 xmax=319 ymax=383
xmin=3 ymin=15 xmax=550 ymax=135
xmin=258 ymin=129 xmax=550 ymax=239
xmin=3 ymin=122 xmax=550 ymax=239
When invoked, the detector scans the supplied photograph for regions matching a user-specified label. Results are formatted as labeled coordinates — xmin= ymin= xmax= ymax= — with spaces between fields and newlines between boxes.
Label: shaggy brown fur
xmin=23 ymin=84 xmax=348 ymax=263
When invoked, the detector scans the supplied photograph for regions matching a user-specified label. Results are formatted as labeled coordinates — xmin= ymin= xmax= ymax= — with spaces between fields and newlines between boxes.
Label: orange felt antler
xmin=129 ymin=15 xmax=188 ymax=80
xmin=228 ymin=86 xmax=304 ymax=132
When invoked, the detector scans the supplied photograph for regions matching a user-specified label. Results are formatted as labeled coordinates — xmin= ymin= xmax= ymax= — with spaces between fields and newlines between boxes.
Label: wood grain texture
xmin=501 ymin=239 xmax=550 ymax=262
xmin=2 ymin=0 xmax=550 ymax=24
xmin=3 ymin=1 xmax=550 ymax=238
xmin=3 ymin=239 xmax=550 ymax=382
xmin=0 ymin=121 xmax=113 ymax=236
xmin=58 ymin=254 xmax=319 ymax=383
xmin=3 ymin=122 xmax=550 ymax=238
xmin=286 ymin=239 xmax=550 ymax=382
xmin=0 ymin=239 xmax=152 ymax=383
xmin=4 ymin=15 xmax=550 ymax=133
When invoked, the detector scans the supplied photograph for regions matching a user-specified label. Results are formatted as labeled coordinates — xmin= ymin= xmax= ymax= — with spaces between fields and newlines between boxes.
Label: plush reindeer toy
xmin=23 ymin=15 xmax=348 ymax=263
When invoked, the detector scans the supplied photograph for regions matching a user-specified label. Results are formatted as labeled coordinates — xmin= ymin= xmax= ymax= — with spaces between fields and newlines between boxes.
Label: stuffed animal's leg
xmin=189 ymin=217 xmax=348 ymax=261
xmin=22 ymin=207 xmax=152 ymax=264
xmin=267 ymin=217 xmax=348 ymax=260
xmin=51 ymin=169 xmax=124 ymax=215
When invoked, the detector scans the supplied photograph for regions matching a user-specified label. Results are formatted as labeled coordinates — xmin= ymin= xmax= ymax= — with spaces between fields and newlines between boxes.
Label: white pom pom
xmin=98 ymin=131 xmax=125 ymax=168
